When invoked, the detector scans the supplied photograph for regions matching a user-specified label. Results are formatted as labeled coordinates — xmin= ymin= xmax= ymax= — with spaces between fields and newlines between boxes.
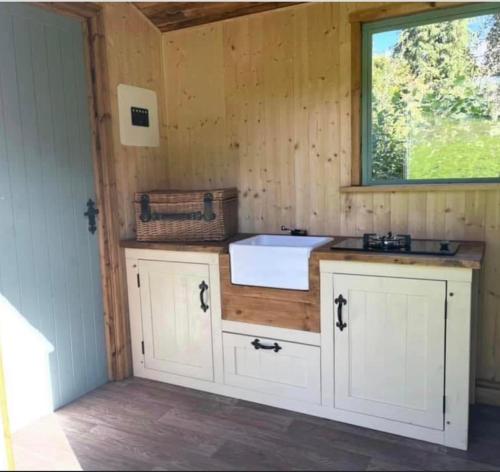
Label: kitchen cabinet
xmin=123 ymin=243 xmax=480 ymax=451
xmin=320 ymin=260 xmax=477 ymax=450
xmin=332 ymin=273 xmax=446 ymax=430
xmin=138 ymin=259 xmax=214 ymax=381
xmin=125 ymin=249 xmax=224 ymax=386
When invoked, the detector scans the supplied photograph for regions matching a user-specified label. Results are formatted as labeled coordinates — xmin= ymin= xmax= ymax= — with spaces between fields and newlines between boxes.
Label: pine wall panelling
xmin=102 ymin=3 xmax=169 ymax=239
xmin=96 ymin=3 xmax=169 ymax=377
xmin=160 ymin=2 xmax=500 ymax=400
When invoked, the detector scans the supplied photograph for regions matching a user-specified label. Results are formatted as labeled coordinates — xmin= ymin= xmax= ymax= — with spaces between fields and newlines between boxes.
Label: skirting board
xmin=476 ymin=386 xmax=500 ymax=407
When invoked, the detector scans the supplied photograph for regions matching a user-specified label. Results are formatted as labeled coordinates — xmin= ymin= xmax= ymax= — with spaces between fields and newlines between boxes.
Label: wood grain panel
xmin=34 ymin=2 xmax=101 ymax=19
xmin=161 ymin=2 xmax=500 ymax=400
xmin=349 ymin=1 xmax=467 ymax=23
xmin=101 ymin=4 xmax=169 ymax=240
xmin=83 ymin=3 xmax=171 ymax=380
xmin=220 ymin=255 xmax=320 ymax=332
xmin=135 ymin=2 xmax=301 ymax=32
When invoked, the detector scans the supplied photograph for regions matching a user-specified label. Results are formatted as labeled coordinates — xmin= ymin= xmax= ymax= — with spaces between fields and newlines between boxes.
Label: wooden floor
xmin=40 ymin=378 xmax=500 ymax=471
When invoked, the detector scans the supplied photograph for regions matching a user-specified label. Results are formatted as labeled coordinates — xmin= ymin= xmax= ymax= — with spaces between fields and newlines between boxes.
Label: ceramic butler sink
xmin=229 ymin=235 xmax=333 ymax=290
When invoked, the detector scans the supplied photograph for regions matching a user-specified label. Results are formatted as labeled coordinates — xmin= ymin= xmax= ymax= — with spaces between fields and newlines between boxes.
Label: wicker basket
xmin=135 ymin=188 xmax=238 ymax=242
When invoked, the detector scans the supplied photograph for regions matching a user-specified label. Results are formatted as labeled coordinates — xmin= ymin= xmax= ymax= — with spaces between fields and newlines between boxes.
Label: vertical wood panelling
xmin=101 ymin=4 xmax=169 ymax=239
xmin=47 ymin=19 xmax=79 ymax=403
xmin=0 ymin=4 xmax=107 ymax=408
xmin=223 ymin=19 xmax=251 ymax=229
xmin=479 ymin=191 xmax=500 ymax=381
xmin=333 ymin=274 xmax=446 ymax=429
xmin=73 ymin=25 xmax=108 ymax=389
xmin=139 ymin=260 xmax=214 ymax=381
xmin=0 ymin=11 xmax=23 ymax=315
xmin=93 ymin=4 xmax=170 ymax=379
xmin=161 ymin=2 xmax=500 ymax=396
xmin=30 ymin=18 xmax=62 ymax=406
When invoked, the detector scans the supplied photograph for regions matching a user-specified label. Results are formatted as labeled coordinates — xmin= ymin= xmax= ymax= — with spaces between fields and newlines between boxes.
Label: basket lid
xmin=135 ymin=188 xmax=238 ymax=204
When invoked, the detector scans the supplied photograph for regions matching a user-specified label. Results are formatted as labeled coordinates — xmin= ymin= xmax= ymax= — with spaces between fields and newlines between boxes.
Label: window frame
xmin=361 ymin=3 xmax=500 ymax=186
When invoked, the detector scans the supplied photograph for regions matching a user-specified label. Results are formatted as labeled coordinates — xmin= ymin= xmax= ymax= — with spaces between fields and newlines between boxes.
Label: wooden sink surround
xmin=219 ymin=253 xmax=321 ymax=332
xmin=121 ymin=235 xmax=484 ymax=334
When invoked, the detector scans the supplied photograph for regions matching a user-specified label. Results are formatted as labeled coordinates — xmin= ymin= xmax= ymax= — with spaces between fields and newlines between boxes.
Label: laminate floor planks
xmin=24 ymin=378 xmax=500 ymax=471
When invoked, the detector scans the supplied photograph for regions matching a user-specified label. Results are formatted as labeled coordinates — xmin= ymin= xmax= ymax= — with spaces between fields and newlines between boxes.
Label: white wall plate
xmin=117 ymin=84 xmax=160 ymax=147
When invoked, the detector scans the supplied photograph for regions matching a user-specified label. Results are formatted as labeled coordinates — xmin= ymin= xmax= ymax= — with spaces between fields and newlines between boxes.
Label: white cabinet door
xmin=333 ymin=274 xmax=446 ymax=430
xmin=223 ymin=332 xmax=321 ymax=404
xmin=139 ymin=260 xmax=214 ymax=381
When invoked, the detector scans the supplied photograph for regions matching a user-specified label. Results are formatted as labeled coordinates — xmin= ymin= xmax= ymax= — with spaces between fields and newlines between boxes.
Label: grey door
xmin=0 ymin=4 xmax=107 ymax=408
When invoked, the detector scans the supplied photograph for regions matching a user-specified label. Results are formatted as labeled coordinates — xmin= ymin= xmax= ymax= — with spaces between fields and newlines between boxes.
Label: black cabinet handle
xmin=335 ymin=294 xmax=347 ymax=331
xmin=199 ymin=281 xmax=209 ymax=312
xmin=251 ymin=339 xmax=282 ymax=353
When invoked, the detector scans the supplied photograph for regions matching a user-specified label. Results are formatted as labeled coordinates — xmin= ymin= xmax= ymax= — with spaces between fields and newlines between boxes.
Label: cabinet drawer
xmin=222 ymin=332 xmax=321 ymax=404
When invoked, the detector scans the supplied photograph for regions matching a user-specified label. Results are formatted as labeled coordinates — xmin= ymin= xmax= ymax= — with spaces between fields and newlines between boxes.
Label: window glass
xmin=363 ymin=7 xmax=500 ymax=184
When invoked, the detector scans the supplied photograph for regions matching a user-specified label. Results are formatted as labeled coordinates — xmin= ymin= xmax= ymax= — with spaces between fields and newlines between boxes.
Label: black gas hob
xmin=331 ymin=233 xmax=460 ymax=256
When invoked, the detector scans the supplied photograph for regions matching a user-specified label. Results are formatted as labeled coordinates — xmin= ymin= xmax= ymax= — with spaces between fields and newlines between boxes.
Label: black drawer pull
xmin=199 ymin=281 xmax=209 ymax=312
xmin=335 ymin=294 xmax=347 ymax=331
xmin=251 ymin=338 xmax=282 ymax=353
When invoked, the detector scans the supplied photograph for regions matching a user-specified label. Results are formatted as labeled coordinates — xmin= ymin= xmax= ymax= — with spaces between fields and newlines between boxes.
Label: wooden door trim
xmin=33 ymin=2 xmax=101 ymax=19
xmin=31 ymin=2 xmax=131 ymax=381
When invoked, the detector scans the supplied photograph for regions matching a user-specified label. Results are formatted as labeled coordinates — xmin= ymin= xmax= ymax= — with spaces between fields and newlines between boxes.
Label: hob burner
xmin=331 ymin=233 xmax=460 ymax=256
xmin=363 ymin=232 xmax=411 ymax=251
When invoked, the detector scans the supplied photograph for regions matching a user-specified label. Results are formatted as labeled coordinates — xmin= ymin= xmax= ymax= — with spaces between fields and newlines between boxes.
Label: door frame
xmin=31 ymin=2 xmax=130 ymax=381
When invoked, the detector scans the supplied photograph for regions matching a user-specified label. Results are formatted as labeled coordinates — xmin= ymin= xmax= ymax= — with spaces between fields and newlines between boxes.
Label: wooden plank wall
xmin=96 ymin=3 xmax=169 ymax=378
xmin=101 ymin=3 xmax=169 ymax=239
xmin=161 ymin=2 xmax=500 ymax=400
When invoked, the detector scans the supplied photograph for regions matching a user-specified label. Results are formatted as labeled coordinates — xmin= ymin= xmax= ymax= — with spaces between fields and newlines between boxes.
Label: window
xmin=362 ymin=4 xmax=500 ymax=185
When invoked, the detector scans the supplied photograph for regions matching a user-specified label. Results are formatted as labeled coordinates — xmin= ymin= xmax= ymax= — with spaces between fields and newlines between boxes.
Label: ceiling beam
xmin=135 ymin=2 xmax=302 ymax=32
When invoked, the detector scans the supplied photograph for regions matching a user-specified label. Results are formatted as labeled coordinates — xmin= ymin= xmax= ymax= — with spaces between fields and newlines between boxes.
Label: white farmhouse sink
xmin=229 ymin=235 xmax=333 ymax=290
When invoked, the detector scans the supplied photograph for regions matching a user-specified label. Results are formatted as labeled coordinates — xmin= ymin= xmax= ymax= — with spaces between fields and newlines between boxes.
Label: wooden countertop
xmin=121 ymin=235 xmax=484 ymax=269
xmin=120 ymin=234 xmax=250 ymax=254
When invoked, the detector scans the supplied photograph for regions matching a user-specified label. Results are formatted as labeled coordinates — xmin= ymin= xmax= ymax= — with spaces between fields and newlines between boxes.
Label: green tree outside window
xmin=363 ymin=5 xmax=500 ymax=184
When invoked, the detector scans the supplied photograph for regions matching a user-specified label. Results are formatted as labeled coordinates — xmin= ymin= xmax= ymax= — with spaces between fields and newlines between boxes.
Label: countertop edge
xmin=120 ymin=236 xmax=484 ymax=270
